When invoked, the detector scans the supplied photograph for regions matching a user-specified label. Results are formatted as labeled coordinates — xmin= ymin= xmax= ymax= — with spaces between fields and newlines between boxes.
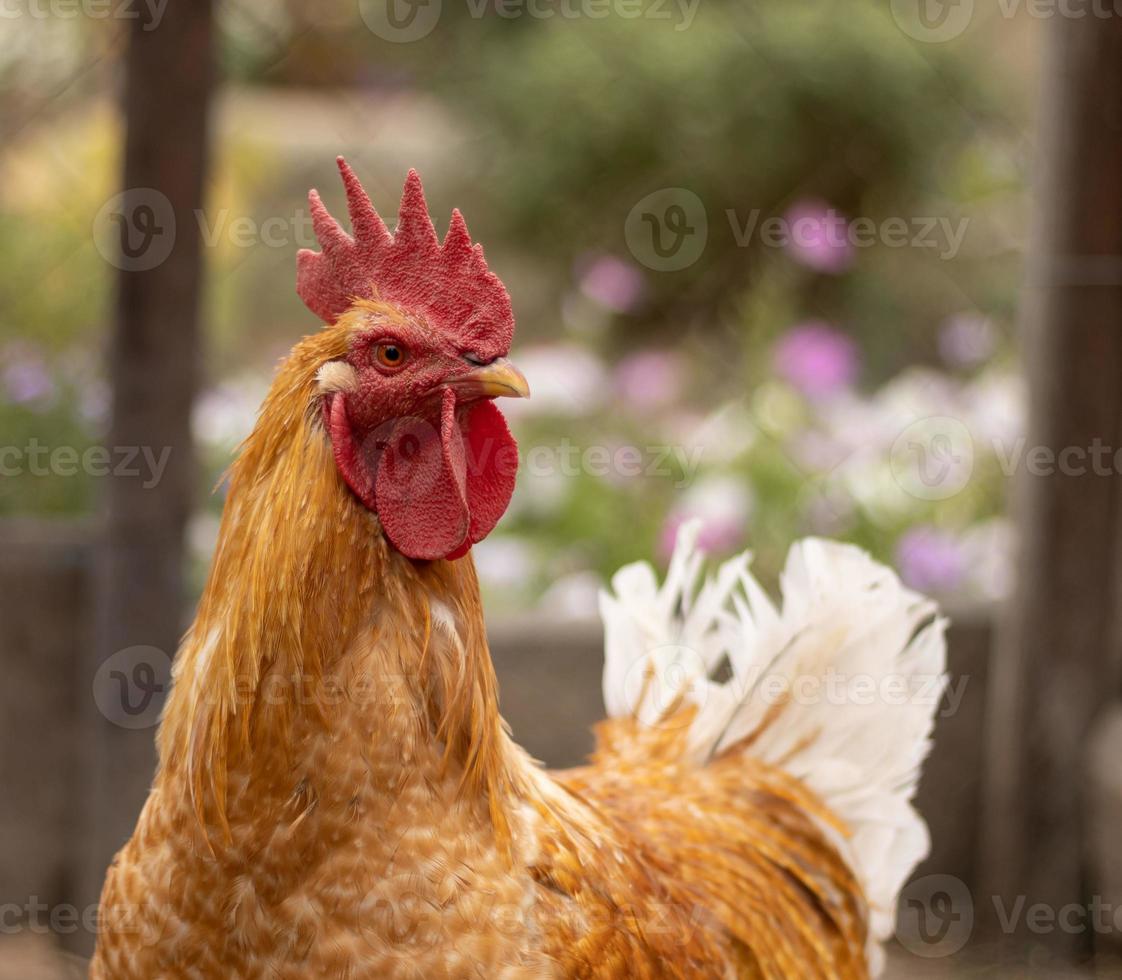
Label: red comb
xmin=297 ymin=158 xmax=514 ymax=358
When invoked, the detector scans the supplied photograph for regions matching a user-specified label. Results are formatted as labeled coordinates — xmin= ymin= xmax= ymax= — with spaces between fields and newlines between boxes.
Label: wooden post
xmin=0 ymin=522 xmax=91 ymax=916
xmin=982 ymin=9 xmax=1122 ymax=961
xmin=75 ymin=0 xmax=214 ymax=945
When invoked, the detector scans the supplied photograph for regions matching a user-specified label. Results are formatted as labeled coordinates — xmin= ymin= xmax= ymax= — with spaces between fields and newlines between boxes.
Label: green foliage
xmin=439 ymin=1 xmax=1006 ymax=346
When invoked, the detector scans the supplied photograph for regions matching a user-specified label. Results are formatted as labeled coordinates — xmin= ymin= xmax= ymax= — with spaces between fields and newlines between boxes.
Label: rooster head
xmin=296 ymin=158 xmax=529 ymax=562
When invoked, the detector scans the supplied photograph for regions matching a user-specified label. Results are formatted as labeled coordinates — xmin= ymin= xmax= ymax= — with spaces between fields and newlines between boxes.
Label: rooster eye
xmin=373 ymin=343 xmax=408 ymax=371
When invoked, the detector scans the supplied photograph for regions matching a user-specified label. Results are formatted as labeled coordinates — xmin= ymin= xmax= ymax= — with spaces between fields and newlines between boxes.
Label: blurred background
xmin=2 ymin=0 xmax=1121 ymax=975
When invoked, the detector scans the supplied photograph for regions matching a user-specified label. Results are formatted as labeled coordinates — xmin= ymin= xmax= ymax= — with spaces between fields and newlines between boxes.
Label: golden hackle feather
xmin=158 ymin=305 xmax=519 ymax=847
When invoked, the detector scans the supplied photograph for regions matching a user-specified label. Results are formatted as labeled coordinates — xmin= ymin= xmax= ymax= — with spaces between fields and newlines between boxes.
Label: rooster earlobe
xmin=316 ymin=361 xmax=359 ymax=395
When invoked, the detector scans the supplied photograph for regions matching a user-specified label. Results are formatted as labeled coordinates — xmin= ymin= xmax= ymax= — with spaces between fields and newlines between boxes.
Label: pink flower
xmin=938 ymin=313 xmax=997 ymax=368
xmin=614 ymin=350 xmax=684 ymax=411
xmin=896 ymin=526 xmax=966 ymax=593
xmin=577 ymin=254 xmax=646 ymax=314
xmin=783 ymin=200 xmax=853 ymax=274
xmin=659 ymin=477 xmax=752 ymax=560
xmin=773 ymin=322 xmax=859 ymax=399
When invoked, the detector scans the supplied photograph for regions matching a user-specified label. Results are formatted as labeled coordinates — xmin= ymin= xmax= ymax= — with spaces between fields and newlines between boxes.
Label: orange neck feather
xmin=157 ymin=326 xmax=519 ymax=844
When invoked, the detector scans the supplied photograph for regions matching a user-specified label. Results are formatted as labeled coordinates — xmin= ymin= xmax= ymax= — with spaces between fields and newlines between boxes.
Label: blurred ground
xmin=1 ymin=935 xmax=1116 ymax=978
xmin=0 ymin=936 xmax=86 ymax=980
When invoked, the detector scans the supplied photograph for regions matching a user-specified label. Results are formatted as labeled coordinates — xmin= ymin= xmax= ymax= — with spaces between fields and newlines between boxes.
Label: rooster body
xmin=92 ymin=162 xmax=944 ymax=979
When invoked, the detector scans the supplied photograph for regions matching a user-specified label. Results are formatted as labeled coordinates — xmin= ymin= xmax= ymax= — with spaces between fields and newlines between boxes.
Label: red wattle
xmin=374 ymin=388 xmax=471 ymax=561
xmin=460 ymin=399 xmax=519 ymax=548
xmin=329 ymin=388 xmax=519 ymax=562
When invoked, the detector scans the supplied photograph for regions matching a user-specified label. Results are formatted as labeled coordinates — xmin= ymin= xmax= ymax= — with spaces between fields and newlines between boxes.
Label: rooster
xmin=91 ymin=159 xmax=946 ymax=979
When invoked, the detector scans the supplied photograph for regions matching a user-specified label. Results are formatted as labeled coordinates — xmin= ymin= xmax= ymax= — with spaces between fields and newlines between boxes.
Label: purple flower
xmin=659 ymin=477 xmax=752 ymax=560
xmin=773 ymin=322 xmax=860 ymax=399
xmin=783 ymin=200 xmax=853 ymax=274
xmin=938 ymin=313 xmax=997 ymax=368
xmin=1 ymin=344 xmax=56 ymax=407
xmin=577 ymin=254 xmax=646 ymax=314
xmin=614 ymin=350 xmax=684 ymax=411
xmin=896 ymin=526 xmax=966 ymax=593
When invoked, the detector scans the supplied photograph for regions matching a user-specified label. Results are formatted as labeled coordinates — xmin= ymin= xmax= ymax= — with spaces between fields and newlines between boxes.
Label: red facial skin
xmin=323 ymin=314 xmax=520 ymax=562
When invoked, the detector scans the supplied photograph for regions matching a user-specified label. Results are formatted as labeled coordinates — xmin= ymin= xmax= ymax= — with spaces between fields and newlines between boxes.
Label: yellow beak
xmin=451 ymin=357 xmax=530 ymax=400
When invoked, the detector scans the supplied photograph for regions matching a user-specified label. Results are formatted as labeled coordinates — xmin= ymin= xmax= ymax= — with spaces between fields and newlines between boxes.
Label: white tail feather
xmin=599 ymin=520 xmax=947 ymax=976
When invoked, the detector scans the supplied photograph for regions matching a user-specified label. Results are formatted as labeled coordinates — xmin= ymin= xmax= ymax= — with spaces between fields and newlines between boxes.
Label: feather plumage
xmin=598 ymin=519 xmax=947 ymax=974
